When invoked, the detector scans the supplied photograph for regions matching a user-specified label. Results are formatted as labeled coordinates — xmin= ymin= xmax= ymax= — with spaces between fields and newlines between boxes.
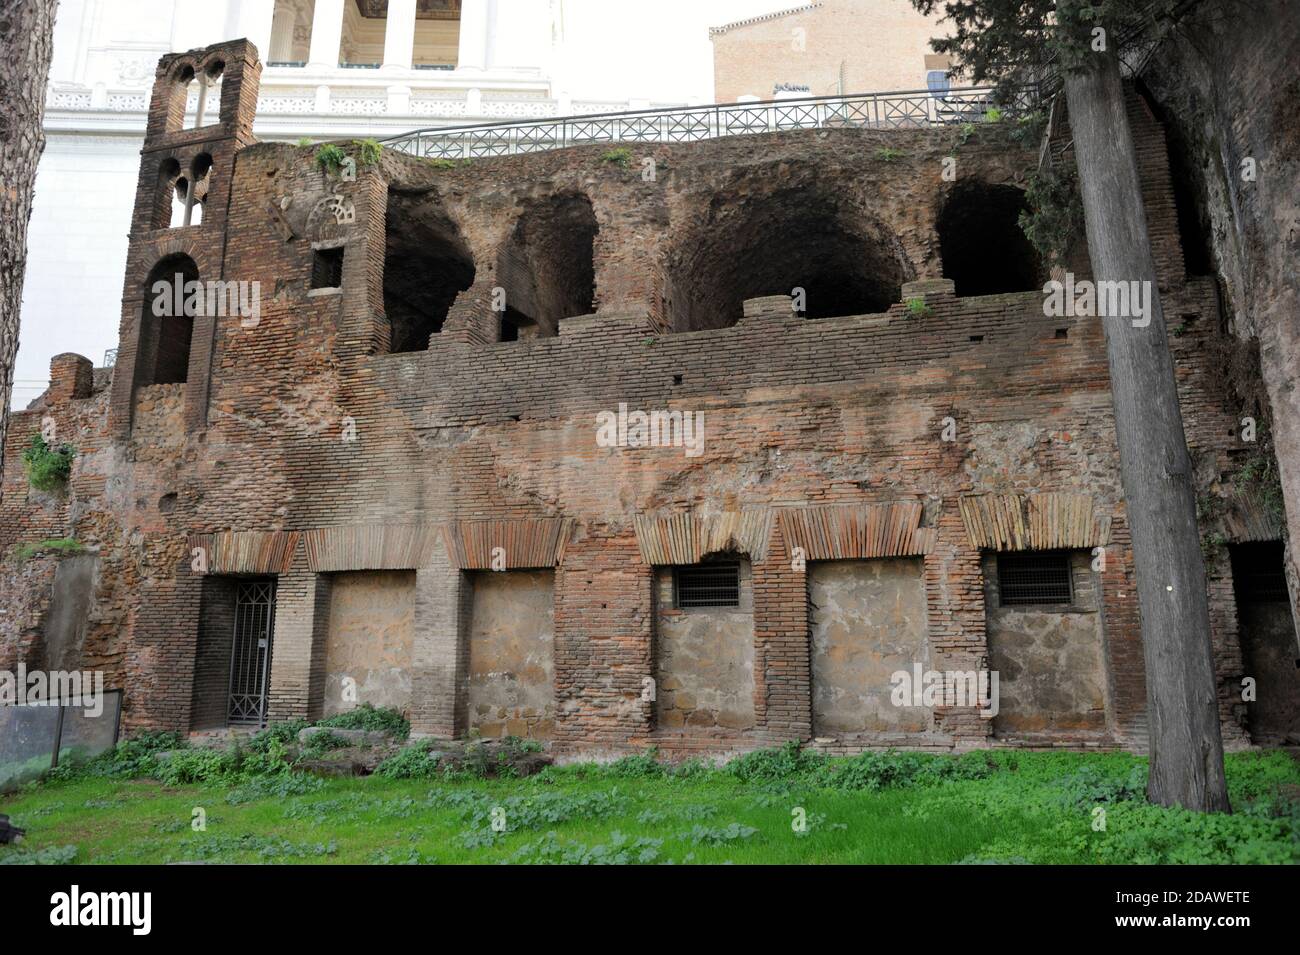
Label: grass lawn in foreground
xmin=2 ymin=749 xmax=1297 ymax=864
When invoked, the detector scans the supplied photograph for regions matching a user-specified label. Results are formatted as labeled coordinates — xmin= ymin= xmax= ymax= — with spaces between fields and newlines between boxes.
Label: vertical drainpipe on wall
xmin=838 ymin=60 xmax=845 ymax=96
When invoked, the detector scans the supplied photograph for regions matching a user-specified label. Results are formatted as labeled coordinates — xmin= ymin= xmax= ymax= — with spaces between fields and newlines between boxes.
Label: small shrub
xmin=421 ymin=157 xmax=459 ymax=170
xmin=47 ymin=731 xmax=185 ymax=781
xmin=600 ymin=147 xmax=632 ymax=169
xmin=316 ymin=703 xmax=409 ymax=739
xmin=905 ymin=296 xmax=932 ymax=319
xmin=875 ymin=147 xmax=903 ymax=162
xmin=21 ymin=434 xmax=75 ymax=492
xmin=156 ymin=747 xmax=233 ymax=785
xmin=983 ymin=106 xmax=1003 ymax=123
xmin=956 ymin=122 xmax=976 ymax=146
xmin=374 ymin=739 xmax=442 ymax=779
xmin=295 ymin=136 xmax=313 ymax=147
xmin=315 ymin=143 xmax=348 ymax=175
xmin=352 ymin=137 xmax=382 ymax=167
xmin=598 ymin=748 xmax=666 ymax=778
xmin=727 ymin=741 xmax=824 ymax=782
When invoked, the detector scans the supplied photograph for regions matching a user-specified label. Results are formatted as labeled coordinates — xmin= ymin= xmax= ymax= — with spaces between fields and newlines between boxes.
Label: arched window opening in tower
xmin=140 ymin=254 xmax=199 ymax=386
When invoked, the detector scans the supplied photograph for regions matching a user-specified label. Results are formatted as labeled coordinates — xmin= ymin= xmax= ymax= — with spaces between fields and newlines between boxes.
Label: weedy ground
xmin=2 ymin=726 xmax=1297 ymax=865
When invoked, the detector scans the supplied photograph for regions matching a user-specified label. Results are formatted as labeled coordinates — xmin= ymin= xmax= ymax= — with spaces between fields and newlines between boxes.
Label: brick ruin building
xmin=2 ymin=40 xmax=1297 ymax=756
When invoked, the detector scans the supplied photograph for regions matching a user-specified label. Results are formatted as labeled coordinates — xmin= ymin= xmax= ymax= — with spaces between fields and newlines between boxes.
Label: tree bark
xmin=0 ymin=0 xmax=58 ymax=488
xmin=1064 ymin=47 xmax=1230 ymax=811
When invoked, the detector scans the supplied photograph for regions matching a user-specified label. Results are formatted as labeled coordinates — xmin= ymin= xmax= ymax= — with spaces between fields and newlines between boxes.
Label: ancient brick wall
xmin=0 ymin=41 xmax=1288 ymax=753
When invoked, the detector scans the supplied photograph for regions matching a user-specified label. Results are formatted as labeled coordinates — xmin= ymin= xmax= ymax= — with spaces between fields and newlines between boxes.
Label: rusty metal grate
xmin=674 ymin=563 xmax=740 ymax=609
xmin=997 ymin=550 xmax=1073 ymax=606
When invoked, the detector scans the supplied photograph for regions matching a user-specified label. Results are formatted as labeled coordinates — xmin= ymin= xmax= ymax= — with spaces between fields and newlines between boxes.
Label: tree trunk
xmin=1064 ymin=48 xmax=1230 ymax=811
xmin=0 ymin=0 xmax=58 ymax=488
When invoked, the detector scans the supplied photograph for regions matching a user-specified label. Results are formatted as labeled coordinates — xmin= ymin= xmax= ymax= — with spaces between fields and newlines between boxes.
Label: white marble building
xmin=16 ymin=0 xmax=690 ymax=407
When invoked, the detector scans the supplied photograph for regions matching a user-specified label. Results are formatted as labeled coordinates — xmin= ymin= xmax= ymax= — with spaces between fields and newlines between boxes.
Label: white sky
xmin=557 ymin=0 xmax=787 ymax=103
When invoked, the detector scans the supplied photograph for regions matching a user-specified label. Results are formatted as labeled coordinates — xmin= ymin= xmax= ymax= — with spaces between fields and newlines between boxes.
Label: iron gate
xmin=227 ymin=580 xmax=276 ymax=726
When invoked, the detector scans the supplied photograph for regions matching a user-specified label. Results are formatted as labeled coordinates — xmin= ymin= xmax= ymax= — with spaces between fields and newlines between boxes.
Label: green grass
xmin=2 ymin=749 xmax=1296 ymax=865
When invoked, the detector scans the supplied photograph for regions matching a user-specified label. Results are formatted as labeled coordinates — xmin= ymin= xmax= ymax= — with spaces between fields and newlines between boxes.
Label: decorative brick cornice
xmin=633 ymin=510 xmax=775 ymax=565
xmin=303 ymin=524 xmax=444 ymax=572
xmin=958 ymin=493 xmax=1110 ymax=552
xmin=440 ymin=518 xmax=574 ymax=570
xmin=777 ymin=502 xmax=935 ymax=561
xmin=186 ymin=530 xmax=301 ymax=575
xmin=1218 ymin=490 xmax=1283 ymax=543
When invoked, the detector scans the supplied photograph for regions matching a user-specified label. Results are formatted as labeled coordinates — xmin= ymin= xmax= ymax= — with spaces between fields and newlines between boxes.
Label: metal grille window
xmin=228 ymin=580 xmax=276 ymax=727
xmin=997 ymin=551 xmax=1073 ymax=606
xmin=674 ymin=563 xmax=740 ymax=609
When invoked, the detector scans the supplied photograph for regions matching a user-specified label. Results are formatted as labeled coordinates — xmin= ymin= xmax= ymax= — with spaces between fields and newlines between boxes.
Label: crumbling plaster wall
xmin=653 ymin=563 xmax=756 ymax=732
xmin=982 ymin=551 xmax=1109 ymax=737
xmin=323 ymin=570 xmax=415 ymax=717
xmin=466 ymin=569 xmax=556 ymax=739
xmin=809 ymin=558 xmax=931 ymax=737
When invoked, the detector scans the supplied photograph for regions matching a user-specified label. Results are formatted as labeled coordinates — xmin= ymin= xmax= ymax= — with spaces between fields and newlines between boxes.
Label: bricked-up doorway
xmin=808 ymin=559 xmax=930 ymax=737
xmin=227 ymin=579 xmax=277 ymax=727
xmin=982 ymin=550 xmax=1108 ymax=739
xmin=653 ymin=561 xmax=757 ymax=731
xmin=1231 ymin=542 xmax=1300 ymax=744
xmin=384 ymin=188 xmax=475 ymax=351
xmin=465 ymin=570 xmax=556 ymax=739
xmin=938 ymin=181 xmax=1041 ymax=296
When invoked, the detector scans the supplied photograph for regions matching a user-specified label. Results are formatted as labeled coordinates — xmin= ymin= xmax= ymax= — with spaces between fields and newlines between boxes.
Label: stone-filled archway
xmin=661 ymin=183 xmax=911 ymax=331
xmin=384 ymin=189 xmax=476 ymax=352
xmin=938 ymin=181 xmax=1041 ymax=296
xmin=496 ymin=192 xmax=598 ymax=339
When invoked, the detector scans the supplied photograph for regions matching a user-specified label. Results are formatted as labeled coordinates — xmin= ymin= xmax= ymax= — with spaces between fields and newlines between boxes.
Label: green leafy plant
xmin=315 ymin=143 xmax=348 ymax=175
xmin=15 ymin=537 xmax=84 ymax=564
xmin=352 ymin=137 xmax=383 ymax=167
xmin=1009 ymin=110 xmax=1046 ymax=147
xmin=317 ymin=703 xmax=410 ymax=739
xmin=295 ymin=136 xmax=314 ymax=147
xmin=1019 ymin=165 xmax=1083 ymax=267
xmin=956 ymin=122 xmax=976 ymax=146
xmin=983 ymin=106 xmax=1003 ymax=123
xmin=875 ymin=147 xmax=904 ymax=162
xmin=421 ymin=157 xmax=460 ymax=170
xmin=21 ymin=434 xmax=75 ymax=492
xmin=905 ymin=296 xmax=933 ymax=319
xmin=600 ymin=147 xmax=632 ymax=169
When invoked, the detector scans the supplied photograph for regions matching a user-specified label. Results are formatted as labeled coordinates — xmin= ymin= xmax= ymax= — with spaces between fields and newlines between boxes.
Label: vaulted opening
xmin=496 ymin=192 xmax=598 ymax=339
xmin=662 ymin=184 xmax=909 ymax=331
xmin=938 ymin=181 xmax=1041 ymax=296
xmin=139 ymin=254 xmax=199 ymax=386
xmin=383 ymin=189 xmax=476 ymax=351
